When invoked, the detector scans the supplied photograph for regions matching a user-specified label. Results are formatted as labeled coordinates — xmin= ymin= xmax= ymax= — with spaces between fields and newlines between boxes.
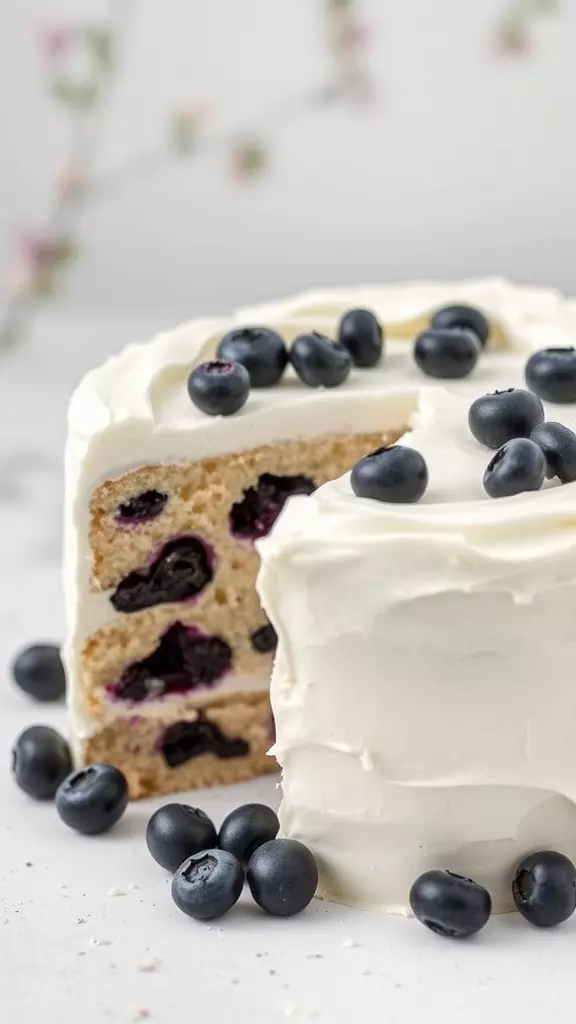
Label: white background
xmin=1 ymin=0 xmax=576 ymax=327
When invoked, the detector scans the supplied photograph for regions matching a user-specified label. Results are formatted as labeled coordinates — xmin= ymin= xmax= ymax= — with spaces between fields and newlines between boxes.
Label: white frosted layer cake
xmin=64 ymin=277 xmax=576 ymax=815
xmin=256 ymin=284 xmax=576 ymax=915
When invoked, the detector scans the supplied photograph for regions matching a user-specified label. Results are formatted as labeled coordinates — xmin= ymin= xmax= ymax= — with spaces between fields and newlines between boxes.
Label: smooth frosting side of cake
xmin=257 ymin=380 xmax=576 ymax=914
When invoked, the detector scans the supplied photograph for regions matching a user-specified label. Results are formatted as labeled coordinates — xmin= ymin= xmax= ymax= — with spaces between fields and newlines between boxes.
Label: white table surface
xmin=1 ymin=315 xmax=575 ymax=1024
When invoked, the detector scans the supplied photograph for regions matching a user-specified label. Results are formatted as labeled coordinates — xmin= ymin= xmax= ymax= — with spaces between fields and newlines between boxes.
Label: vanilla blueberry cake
xmin=65 ymin=277 xmax=576 ymax=820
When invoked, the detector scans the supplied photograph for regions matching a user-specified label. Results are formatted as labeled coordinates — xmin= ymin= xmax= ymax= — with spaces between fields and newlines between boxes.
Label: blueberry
xmin=11 ymin=725 xmax=72 ymax=800
xmin=483 ymin=438 xmax=546 ymax=498
xmin=337 ymin=308 xmax=383 ymax=368
xmin=468 ymin=388 xmax=544 ymax=449
xmin=414 ymin=328 xmax=480 ymax=380
xmin=409 ymin=869 xmax=492 ymax=939
xmin=531 ymin=422 xmax=576 ymax=483
xmin=56 ymin=763 xmax=128 ymax=835
xmin=146 ymin=803 xmax=217 ymax=872
xmin=430 ymin=304 xmax=490 ymax=347
xmin=250 ymin=622 xmax=277 ymax=653
xmin=111 ymin=537 xmax=213 ymax=614
xmin=12 ymin=643 xmax=65 ymax=702
xmin=216 ymin=327 xmax=288 ymax=388
xmin=171 ymin=849 xmax=244 ymax=920
xmin=351 ymin=445 xmax=428 ymax=504
xmin=116 ymin=489 xmax=168 ymax=523
xmin=290 ymin=332 xmax=352 ymax=388
xmin=513 ymin=851 xmax=576 ymax=927
xmin=187 ymin=360 xmax=250 ymax=416
xmin=218 ymin=803 xmax=279 ymax=864
xmin=246 ymin=838 xmax=318 ymax=917
xmin=525 ymin=347 xmax=576 ymax=404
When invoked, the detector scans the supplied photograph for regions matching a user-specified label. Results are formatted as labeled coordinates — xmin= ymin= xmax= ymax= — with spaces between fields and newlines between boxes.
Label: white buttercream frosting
xmin=64 ymin=278 xmax=576 ymax=815
xmin=255 ymin=291 xmax=576 ymax=913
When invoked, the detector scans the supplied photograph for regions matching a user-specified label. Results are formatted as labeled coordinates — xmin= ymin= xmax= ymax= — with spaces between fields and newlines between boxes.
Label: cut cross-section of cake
xmin=64 ymin=278 xmax=576 ymax=800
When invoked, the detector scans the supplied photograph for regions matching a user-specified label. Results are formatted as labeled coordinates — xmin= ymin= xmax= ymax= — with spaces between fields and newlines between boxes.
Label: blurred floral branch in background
xmin=0 ymin=0 xmax=372 ymax=352
xmin=495 ymin=0 xmax=560 ymax=55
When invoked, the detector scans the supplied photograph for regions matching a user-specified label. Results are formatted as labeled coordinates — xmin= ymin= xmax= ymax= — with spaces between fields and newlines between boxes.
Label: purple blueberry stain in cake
xmin=251 ymin=622 xmax=278 ymax=654
xmin=230 ymin=473 xmax=316 ymax=542
xmin=160 ymin=716 xmax=249 ymax=768
xmin=114 ymin=489 xmax=169 ymax=525
xmin=108 ymin=622 xmax=232 ymax=703
xmin=111 ymin=535 xmax=214 ymax=613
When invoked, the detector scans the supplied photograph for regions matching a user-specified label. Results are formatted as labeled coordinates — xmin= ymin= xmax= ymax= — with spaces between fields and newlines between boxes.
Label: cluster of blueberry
xmin=410 ymin=853 xmax=576 ymax=939
xmin=187 ymin=308 xmax=384 ymax=416
xmin=148 ymin=802 xmax=317 ymax=921
xmin=11 ymin=722 xmax=316 ymax=919
xmin=351 ymin=387 xmax=576 ymax=504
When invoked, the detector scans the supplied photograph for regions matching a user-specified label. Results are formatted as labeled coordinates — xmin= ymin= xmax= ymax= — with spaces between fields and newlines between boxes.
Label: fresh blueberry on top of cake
xmin=483 ymin=437 xmax=546 ymax=498
xmin=337 ymin=308 xmax=383 ymax=368
xmin=414 ymin=327 xmax=480 ymax=379
xmin=468 ymin=388 xmax=544 ymax=449
xmin=187 ymin=359 xmax=250 ymax=416
xmin=531 ymin=421 xmax=576 ymax=482
xmin=216 ymin=326 xmax=288 ymax=387
xmin=289 ymin=332 xmax=352 ymax=388
xmin=525 ymin=347 xmax=576 ymax=403
xmin=430 ymin=303 xmax=490 ymax=347
xmin=351 ymin=445 xmax=428 ymax=503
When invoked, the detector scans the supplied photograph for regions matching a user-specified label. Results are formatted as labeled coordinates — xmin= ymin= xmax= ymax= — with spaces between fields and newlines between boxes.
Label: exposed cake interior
xmin=77 ymin=431 xmax=401 ymax=797
xmin=66 ymin=278 xmax=568 ymax=802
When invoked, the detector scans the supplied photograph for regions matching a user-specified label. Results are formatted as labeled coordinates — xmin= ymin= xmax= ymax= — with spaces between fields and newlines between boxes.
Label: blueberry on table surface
xmin=513 ymin=851 xmax=576 ymax=928
xmin=11 ymin=725 xmax=72 ymax=800
xmin=430 ymin=304 xmax=490 ymax=347
xmin=289 ymin=332 xmax=352 ymax=388
xmin=56 ymin=763 xmax=128 ymax=835
xmin=468 ymin=388 xmax=544 ymax=449
xmin=337 ymin=308 xmax=383 ymax=368
xmin=483 ymin=438 xmax=546 ymax=498
xmin=351 ymin=445 xmax=428 ymax=504
xmin=216 ymin=327 xmax=288 ymax=388
xmin=218 ymin=803 xmax=279 ymax=864
xmin=525 ymin=347 xmax=576 ymax=403
xmin=247 ymin=838 xmax=318 ymax=917
xmin=171 ymin=849 xmax=244 ymax=920
xmin=146 ymin=804 xmax=217 ymax=872
xmin=111 ymin=537 xmax=213 ymax=614
xmin=11 ymin=642 xmax=65 ymax=702
xmin=187 ymin=360 xmax=250 ymax=416
xmin=531 ymin=421 xmax=576 ymax=483
xmin=409 ymin=869 xmax=492 ymax=939
xmin=414 ymin=327 xmax=480 ymax=380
